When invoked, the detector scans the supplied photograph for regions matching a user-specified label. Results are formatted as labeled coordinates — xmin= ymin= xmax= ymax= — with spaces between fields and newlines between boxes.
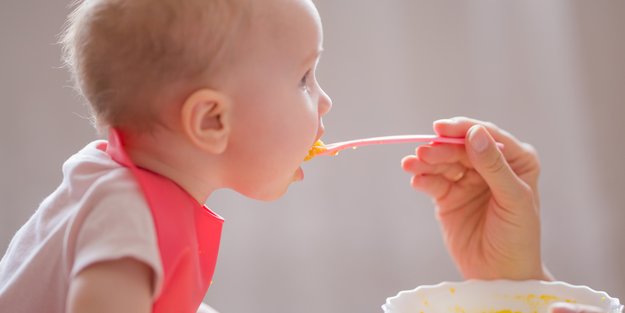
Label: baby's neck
xmin=122 ymin=129 xmax=218 ymax=205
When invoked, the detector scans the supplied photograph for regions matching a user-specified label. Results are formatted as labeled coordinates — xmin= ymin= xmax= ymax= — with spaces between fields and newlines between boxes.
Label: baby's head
xmin=62 ymin=0 xmax=332 ymax=201
xmin=61 ymin=0 xmax=252 ymax=132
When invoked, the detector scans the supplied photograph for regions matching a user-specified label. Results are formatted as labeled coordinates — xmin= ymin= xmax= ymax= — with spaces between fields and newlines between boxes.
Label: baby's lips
xmin=292 ymin=167 xmax=304 ymax=182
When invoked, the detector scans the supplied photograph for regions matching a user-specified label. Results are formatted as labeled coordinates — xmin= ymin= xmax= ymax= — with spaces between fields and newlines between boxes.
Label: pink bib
xmin=106 ymin=129 xmax=223 ymax=313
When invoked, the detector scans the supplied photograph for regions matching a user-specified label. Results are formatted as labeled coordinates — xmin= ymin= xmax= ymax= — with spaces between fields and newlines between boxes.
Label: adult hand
xmin=401 ymin=117 xmax=548 ymax=280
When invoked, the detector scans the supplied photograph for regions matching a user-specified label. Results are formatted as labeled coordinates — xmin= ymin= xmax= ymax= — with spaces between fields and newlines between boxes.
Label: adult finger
xmin=402 ymin=156 xmax=467 ymax=182
xmin=465 ymin=124 xmax=530 ymax=205
xmin=433 ymin=117 xmax=527 ymax=162
xmin=416 ymin=144 xmax=472 ymax=168
xmin=410 ymin=174 xmax=453 ymax=200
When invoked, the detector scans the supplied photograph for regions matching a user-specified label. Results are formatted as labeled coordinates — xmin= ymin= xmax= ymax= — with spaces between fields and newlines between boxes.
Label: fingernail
xmin=470 ymin=126 xmax=489 ymax=153
xmin=434 ymin=118 xmax=455 ymax=125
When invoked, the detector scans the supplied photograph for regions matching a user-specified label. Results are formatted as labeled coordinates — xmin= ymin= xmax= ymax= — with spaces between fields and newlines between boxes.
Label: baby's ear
xmin=180 ymin=89 xmax=231 ymax=154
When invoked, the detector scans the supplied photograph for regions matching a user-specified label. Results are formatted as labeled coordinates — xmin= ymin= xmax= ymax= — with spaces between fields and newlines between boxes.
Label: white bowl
xmin=382 ymin=280 xmax=622 ymax=313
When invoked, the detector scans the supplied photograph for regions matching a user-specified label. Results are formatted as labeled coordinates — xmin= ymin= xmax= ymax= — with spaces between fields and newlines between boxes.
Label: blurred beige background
xmin=1 ymin=1 xmax=623 ymax=313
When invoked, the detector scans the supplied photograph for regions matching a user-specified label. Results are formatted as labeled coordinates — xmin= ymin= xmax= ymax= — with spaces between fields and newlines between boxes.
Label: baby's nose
xmin=318 ymin=88 xmax=332 ymax=116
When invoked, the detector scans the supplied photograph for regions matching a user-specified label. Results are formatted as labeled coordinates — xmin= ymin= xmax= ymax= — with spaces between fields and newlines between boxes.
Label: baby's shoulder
xmin=60 ymin=140 xmax=143 ymax=201
xmin=40 ymin=140 xmax=150 ymax=228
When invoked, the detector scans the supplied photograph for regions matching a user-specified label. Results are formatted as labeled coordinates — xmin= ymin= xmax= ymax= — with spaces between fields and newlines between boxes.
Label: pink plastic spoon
xmin=311 ymin=135 xmax=504 ymax=158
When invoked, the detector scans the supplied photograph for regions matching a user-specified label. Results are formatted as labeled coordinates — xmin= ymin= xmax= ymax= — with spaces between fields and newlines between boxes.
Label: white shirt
xmin=0 ymin=140 xmax=219 ymax=312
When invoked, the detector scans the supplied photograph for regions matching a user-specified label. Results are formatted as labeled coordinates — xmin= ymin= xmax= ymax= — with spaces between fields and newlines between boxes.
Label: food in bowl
xmin=382 ymin=280 xmax=622 ymax=313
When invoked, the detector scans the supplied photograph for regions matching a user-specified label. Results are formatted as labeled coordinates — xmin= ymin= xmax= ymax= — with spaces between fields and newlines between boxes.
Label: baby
xmin=0 ymin=0 xmax=569 ymax=312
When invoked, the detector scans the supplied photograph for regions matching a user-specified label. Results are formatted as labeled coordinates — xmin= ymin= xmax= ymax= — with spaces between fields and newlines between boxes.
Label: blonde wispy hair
xmin=60 ymin=0 xmax=250 ymax=132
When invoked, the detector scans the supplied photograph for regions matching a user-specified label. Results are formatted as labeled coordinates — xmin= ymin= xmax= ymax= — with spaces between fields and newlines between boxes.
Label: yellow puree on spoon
xmin=304 ymin=140 xmax=328 ymax=161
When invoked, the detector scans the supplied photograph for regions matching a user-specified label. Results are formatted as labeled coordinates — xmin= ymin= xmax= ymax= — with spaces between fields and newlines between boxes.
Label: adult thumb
xmin=466 ymin=124 xmax=526 ymax=204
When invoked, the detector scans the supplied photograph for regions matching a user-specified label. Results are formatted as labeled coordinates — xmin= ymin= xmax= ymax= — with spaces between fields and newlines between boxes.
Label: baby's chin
xmin=236 ymin=168 xmax=304 ymax=202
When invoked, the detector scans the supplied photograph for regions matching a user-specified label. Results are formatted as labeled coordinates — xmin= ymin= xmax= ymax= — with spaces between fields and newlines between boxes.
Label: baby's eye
xmin=299 ymin=70 xmax=311 ymax=92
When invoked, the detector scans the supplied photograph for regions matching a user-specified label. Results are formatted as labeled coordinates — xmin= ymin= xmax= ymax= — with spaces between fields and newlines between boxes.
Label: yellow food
xmin=441 ymin=293 xmax=577 ymax=313
xmin=304 ymin=140 xmax=328 ymax=161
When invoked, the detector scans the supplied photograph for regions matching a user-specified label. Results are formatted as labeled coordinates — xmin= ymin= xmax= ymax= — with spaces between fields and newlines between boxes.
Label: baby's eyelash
xmin=300 ymin=70 xmax=311 ymax=88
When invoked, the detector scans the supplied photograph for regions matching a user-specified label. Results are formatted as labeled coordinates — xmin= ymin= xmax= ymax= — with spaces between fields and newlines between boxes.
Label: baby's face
xmin=221 ymin=0 xmax=332 ymax=200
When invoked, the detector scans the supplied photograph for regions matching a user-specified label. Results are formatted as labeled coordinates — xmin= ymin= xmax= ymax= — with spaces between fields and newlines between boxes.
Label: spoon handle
xmin=319 ymin=135 xmax=503 ymax=156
